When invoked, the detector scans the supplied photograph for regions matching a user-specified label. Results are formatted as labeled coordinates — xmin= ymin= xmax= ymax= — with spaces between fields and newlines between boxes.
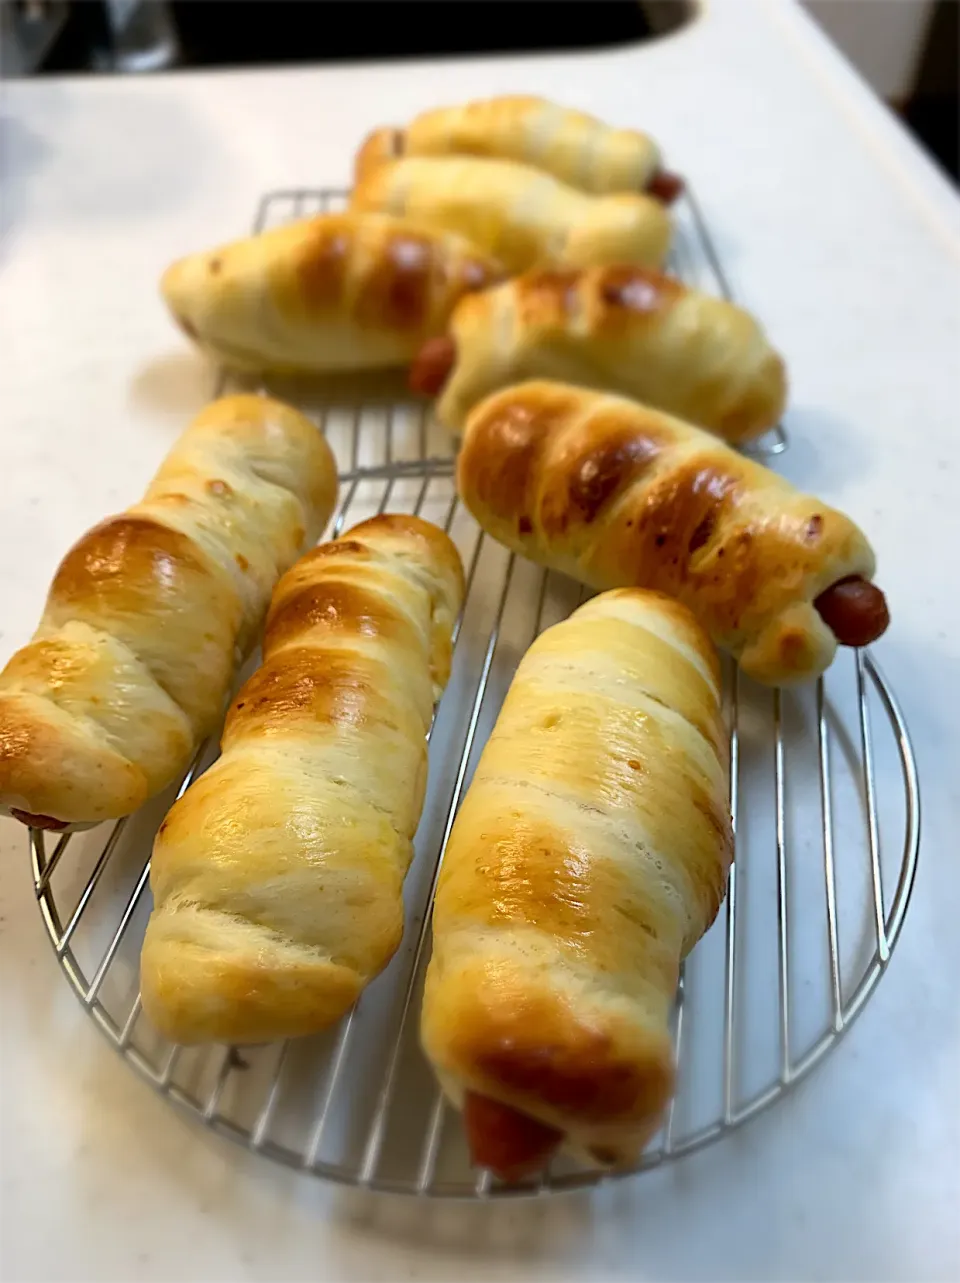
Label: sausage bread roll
xmin=421 ymin=588 xmax=732 ymax=1179
xmin=0 ymin=395 xmax=337 ymax=830
xmin=161 ymin=212 xmax=502 ymax=374
xmin=350 ymin=157 xmax=672 ymax=275
xmin=411 ymin=265 xmax=787 ymax=444
xmin=457 ymin=382 xmax=889 ymax=685
xmin=141 ymin=514 xmax=464 ymax=1044
xmin=354 ymin=95 xmax=683 ymax=201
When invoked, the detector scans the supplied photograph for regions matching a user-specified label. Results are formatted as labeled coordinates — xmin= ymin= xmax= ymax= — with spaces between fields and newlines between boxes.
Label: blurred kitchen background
xmin=2 ymin=0 xmax=956 ymax=183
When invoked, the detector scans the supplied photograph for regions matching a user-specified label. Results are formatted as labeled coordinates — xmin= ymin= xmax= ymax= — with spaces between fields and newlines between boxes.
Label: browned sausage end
xmin=10 ymin=808 xmax=68 ymax=831
xmin=814 ymin=577 xmax=890 ymax=648
xmin=462 ymin=1091 xmax=563 ymax=1182
xmin=647 ymin=169 xmax=685 ymax=205
xmin=408 ymin=336 xmax=457 ymax=397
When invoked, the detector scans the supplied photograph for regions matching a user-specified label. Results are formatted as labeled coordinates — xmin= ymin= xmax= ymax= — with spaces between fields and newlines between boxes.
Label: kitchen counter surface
xmin=1 ymin=1 xmax=959 ymax=1279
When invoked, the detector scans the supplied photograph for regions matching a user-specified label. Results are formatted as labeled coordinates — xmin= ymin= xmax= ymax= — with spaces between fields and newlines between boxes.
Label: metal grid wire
xmin=29 ymin=187 xmax=919 ymax=1199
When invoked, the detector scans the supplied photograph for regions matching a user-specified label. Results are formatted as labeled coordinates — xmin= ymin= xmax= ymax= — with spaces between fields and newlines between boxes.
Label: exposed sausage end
xmin=408 ymin=336 xmax=456 ymax=397
xmin=10 ymin=808 xmax=69 ymax=831
xmin=462 ymin=1091 xmax=563 ymax=1182
xmin=814 ymin=577 xmax=890 ymax=648
xmin=647 ymin=169 xmax=685 ymax=204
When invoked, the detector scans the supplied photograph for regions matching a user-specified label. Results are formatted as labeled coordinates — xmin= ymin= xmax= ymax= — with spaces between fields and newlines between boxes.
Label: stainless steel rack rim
xmin=25 ymin=184 xmax=919 ymax=1199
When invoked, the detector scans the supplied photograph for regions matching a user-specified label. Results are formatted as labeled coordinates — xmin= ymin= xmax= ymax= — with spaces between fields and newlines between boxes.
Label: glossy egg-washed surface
xmin=422 ymin=589 xmax=732 ymax=1168
xmin=161 ymin=212 xmax=502 ymax=374
xmin=141 ymin=514 xmax=464 ymax=1046
xmin=457 ymin=381 xmax=876 ymax=685
xmin=355 ymin=95 xmax=662 ymax=193
xmin=350 ymin=156 xmax=672 ymax=275
xmin=437 ymin=264 xmax=787 ymax=443
xmin=0 ymin=395 xmax=337 ymax=826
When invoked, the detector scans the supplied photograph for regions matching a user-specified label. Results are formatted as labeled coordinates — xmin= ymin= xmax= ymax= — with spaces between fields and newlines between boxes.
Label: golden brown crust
xmin=142 ymin=514 xmax=464 ymax=1044
xmin=47 ymin=515 xmax=240 ymax=728
xmin=263 ymin=578 xmax=424 ymax=658
xmin=161 ymin=213 xmax=502 ymax=374
xmin=0 ymin=395 xmax=338 ymax=826
xmin=222 ymin=647 xmax=425 ymax=749
xmin=345 ymin=513 xmax=467 ymax=598
xmin=436 ymin=265 xmax=787 ymax=441
xmin=421 ymin=589 xmax=731 ymax=1165
xmin=457 ymin=382 xmax=876 ymax=685
xmin=353 ymin=229 xmax=436 ymax=330
xmin=291 ymin=222 xmax=351 ymax=307
xmin=52 ymin=515 xmax=214 ymax=601
xmin=362 ymin=96 xmax=662 ymax=193
xmin=353 ymin=126 xmax=405 ymax=184
xmin=434 ymin=964 xmax=676 ymax=1129
xmin=0 ymin=690 xmax=149 ymax=824
xmin=595 ymin=264 xmax=687 ymax=315
xmin=350 ymin=158 xmax=672 ymax=275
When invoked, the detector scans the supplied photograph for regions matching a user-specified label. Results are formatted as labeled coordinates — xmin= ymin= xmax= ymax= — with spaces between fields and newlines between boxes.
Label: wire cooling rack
xmin=28 ymin=187 xmax=918 ymax=1198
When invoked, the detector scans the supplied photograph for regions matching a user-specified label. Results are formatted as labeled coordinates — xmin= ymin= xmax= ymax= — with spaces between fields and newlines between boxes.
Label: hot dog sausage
xmin=647 ymin=170 xmax=685 ymax=204
xmin=814 ymin=577 xmax=889 ymax=648
xmin=409 ymin=336 xmax=456 ymax=396
xmin=462 ymin=1091 xmax=563 ymax=1182
xmin=10 ymin=809 xmax=68 ymax=831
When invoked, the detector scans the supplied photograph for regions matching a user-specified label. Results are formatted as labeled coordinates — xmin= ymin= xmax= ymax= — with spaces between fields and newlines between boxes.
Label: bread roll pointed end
xmin=354 ymin=126 xmax=406 ymax=184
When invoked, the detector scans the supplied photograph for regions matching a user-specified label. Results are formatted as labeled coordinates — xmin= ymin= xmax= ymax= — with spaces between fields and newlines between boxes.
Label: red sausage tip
xmin=10 ymin=809 xmax=68 ymax=831
xmin=814 ymin=576 xmax=890 ymax=648
xmin=462 ymin=1091 xmax=563 ymax=1183
xmin=408 ymin=335 xmax=456 ymax=397
xmin=647 ymin=169 xmax=685 ymax=205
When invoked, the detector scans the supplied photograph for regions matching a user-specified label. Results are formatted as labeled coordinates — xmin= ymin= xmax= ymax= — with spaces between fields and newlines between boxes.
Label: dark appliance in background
xmin=169 ymin=0 xmax=691 ymax=64
xmin=4 ymin=1 xmax=691 ymax=73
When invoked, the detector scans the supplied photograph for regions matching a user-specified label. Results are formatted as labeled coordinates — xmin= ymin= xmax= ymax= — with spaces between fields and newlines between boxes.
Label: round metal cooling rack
xmin=26 ymin=186 xmax=919 ymax=1199
xmin=27 ymin=597 xmax=921 ymax=1198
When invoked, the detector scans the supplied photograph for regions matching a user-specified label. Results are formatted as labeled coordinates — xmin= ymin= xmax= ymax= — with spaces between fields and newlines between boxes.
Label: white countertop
xmin=2 ymin=1 xmax=959 ymax=1279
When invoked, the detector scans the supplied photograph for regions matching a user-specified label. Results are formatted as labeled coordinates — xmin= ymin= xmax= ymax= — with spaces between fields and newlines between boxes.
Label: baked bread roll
xmin=350 ymin=157 xmax=672 ymax=275
xmin=161 ymin=212 xmax=502 ymax=374
xmin=421 ymin=588 xmax=732 ymax=1179
xmin=457 ymin=382 xmax=889 ymax=685
xmin=354 ymin=96 xmax=681 ymax=199
xmin=411 ymin=265 xmax=787 ymax=443
xmin=0 ymin=395 xmax=337 ymax=829
xmin=141 ymin=514 xmax=464 ymax=1044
